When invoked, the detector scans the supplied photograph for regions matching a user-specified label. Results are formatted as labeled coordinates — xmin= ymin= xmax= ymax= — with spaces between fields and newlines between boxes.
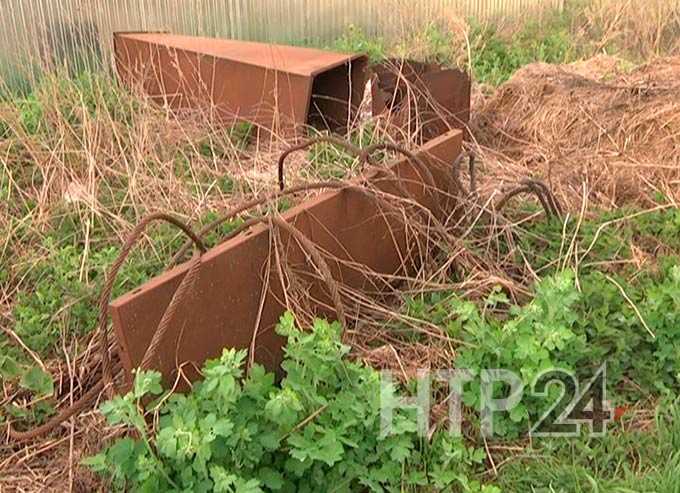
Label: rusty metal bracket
xmin=109 ymin=130 xmax=463 ymax=387
xmin=114 ymin=32 xmax=368 ymax=134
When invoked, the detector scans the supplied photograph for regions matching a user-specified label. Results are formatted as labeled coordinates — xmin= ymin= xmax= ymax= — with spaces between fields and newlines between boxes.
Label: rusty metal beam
xmin=113 ymin=32 xmax=368 ymax=134
xmin=109 ymin=130 xmax=463 ymax=386
xmin=371 ymin=59 xmax=471 ymax=141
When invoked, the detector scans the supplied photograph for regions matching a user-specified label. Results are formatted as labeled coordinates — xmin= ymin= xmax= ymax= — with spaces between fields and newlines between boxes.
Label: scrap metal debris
xmin=114 ymin=32 xmax=368 ymax=134
xmin=108 ymin=130 xmax=463 ymax=387
xmin=371 ymin=59 xmax=471 ymax=141
xmin=7 ymin=35 xmax=568 ymax=445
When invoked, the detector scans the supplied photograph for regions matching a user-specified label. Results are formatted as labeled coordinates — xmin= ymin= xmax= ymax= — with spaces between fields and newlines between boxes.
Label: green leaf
xmin=156 ymin=427 xmax=179 ymax=459
xmin=133 ymin=370 xmax=163 ymax=399
xmin=257 ymin=467 xmax=284 ymax=490
xmin=265 ymin=388 xmax=302 ymax=427
xmin=19 ymin=367 xmax=53 ymax=396
xmin=108 ymin=437 xmax=143 ymax=478
xmin=209 ymin=465 xmax=236 ymax=493
xmin=509 ymin=403 xmax=527 ymax=423
xmin=81 ymin=453 xmax=108 ymax=473
xmin=275 ymin=311 xmax=297 ymax=337
xmin=235 ymin=478 xmax=263 ymax=493
xmin=0 ymin=355 xmax=21 ymax=379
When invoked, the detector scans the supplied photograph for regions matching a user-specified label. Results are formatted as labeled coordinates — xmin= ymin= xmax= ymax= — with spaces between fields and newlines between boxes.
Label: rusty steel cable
xmin=7 ymin=213 xmax=206 ymax=443
xmin=268 ymin=216 xmax=347 ymax=328
xmin=171 ymin=181 xmax=347 ymax=265
xmin=358 ymin=142 xmax=438 ymax=194
xmin=7 ymin=188 xmax=356 ymax=442
xmin=139 ymin=251 xmax=203 ymax=371
xmin=520 ymin=179 xmax=563 ymax=216
xmin=179 ymin=146 xmax=447 ymax=268
xmin=278 ymin=137 xmax=448 ymax=235
xmin=96 ymin=213 xmax=207 ymax=389
xmin=6 ymin=136 xmax=469 ymax=443
xmin=182 ymin=174 xmax=453 ymax=269
xmin=6 ymin=361 xmax=121 ymax=442
xmin=277 ymin=136 xmax=439 ymax=202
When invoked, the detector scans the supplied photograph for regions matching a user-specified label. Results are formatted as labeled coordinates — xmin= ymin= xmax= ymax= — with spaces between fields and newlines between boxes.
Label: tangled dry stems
xmin=471 ymin=55 xmax=680 ymax=208
xmin=3 ymin=49 xmax=680 ymax=489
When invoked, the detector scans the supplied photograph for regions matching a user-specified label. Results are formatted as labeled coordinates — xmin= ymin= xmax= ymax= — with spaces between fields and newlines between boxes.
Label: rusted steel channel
xmin=114 ymin=32 xmax=368 ymax=133
xmin=372 ymin=59 xmax=471 ymax=141
xmin=109 ymin=130 xmax=463 ymax=386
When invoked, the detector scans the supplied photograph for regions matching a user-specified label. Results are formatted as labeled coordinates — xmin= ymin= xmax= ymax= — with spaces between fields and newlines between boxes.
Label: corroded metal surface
xmin=109 ymin=130 xmax=463 ymax=386
xmin=114 ymin=32 xmax=368 ymax=133
xmin=371 ymin=59 xmax=471 ymax=141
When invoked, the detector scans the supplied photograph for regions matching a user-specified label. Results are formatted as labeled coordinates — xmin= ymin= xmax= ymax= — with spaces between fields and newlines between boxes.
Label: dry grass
xmin=577 ymin=0 xmax=680 ymax=59
xmin=0 ymin=57 xmax=518 ymax=488
xmin=471 ymin=55 xmax=680 ymax=208
xmin=1 ymin=2 xmax=680 ymax=490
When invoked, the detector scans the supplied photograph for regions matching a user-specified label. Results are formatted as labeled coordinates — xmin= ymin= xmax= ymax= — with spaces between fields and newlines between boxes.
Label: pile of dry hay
xmin=472 ymin=55 xmax=680 ymax=209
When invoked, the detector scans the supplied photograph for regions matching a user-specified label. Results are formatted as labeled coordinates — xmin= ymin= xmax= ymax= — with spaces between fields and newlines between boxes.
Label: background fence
xmin=1 ymin=0 xmax=565 ymax=80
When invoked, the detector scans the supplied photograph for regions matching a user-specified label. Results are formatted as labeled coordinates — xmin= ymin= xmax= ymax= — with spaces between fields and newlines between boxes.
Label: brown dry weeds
xmin=471 ymin=55 xmax=680 ymax=209
xmin=2 ymin=53 xmax=680 ymax=491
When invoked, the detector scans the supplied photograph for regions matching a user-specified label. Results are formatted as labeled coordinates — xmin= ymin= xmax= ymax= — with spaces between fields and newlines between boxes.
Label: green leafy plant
xmin=304 ymin=124 xmax=381 ymax=181
xmin=3 ymin=231 xmax=167 ymax=426
xmin=12 ymin=237 xmax=160 ymax=355
xmin=403 ymin=250 xmax=680 ymax=436
xmin=332 ymin=25 xmax=387 ymax=63
xmin=452 ymin=272 xmax=585 ymax=437
xmin=86 ymin=313 xmax=492 ymax=492
xmin=470 ymin=12 xmax=573 ymax=85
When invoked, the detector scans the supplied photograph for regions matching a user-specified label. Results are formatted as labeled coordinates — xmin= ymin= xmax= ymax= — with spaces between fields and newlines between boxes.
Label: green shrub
xmin=451 ymin=271 xmax=586 ymax=437
xmin=404 ymin=210 xmax=680 ymax=437
xmin=332 ymin=25 xmax=387 ymax=63
xmin=86 ymin=314 xmax=497 ymax=492
xmin=470 ymin=12 xmax=574 ymax=85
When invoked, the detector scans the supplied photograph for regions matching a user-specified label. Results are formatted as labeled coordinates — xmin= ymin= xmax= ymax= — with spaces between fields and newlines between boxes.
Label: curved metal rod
xmin=496 ymin=184 xmax=554 ymax=218
xmin=277 ymin=136 xmax=367 ymax=191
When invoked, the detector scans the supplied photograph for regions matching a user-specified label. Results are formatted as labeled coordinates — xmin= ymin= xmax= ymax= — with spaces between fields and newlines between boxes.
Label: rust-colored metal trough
xmin=114 ymin=32 xmax=368 ymax=133
xmin=109 ymin=130 xmax=463 ymax=386
xmin=371 ymin=59 xmax=471 ymax=141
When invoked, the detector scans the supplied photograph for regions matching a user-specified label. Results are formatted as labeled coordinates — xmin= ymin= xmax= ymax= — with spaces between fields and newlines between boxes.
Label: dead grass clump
xmin=578 ymin=0 xmax=680 ymax=59
xmin=0 ymin=412 xmax=107 ymax=492
xmin=471 ymin=55 xmax=680 ymax=208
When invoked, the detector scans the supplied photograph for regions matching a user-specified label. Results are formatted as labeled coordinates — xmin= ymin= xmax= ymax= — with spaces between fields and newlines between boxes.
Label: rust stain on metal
xmin=371 ymin=59 xmax=471 ymax=141
xmin=114 ymin=32 xmax=368 ymax=133
xmin=109 ymin=130 xmax=463 ymax=386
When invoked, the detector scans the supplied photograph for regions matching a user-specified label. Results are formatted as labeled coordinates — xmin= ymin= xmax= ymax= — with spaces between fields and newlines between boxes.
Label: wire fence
xmin=1 ymin=0 xmax=564 ymax=80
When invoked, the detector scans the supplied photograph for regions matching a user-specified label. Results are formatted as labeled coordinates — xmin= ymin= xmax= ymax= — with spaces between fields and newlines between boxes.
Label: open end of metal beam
xmin=113 ymin=32 xmax=368 ymax=134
